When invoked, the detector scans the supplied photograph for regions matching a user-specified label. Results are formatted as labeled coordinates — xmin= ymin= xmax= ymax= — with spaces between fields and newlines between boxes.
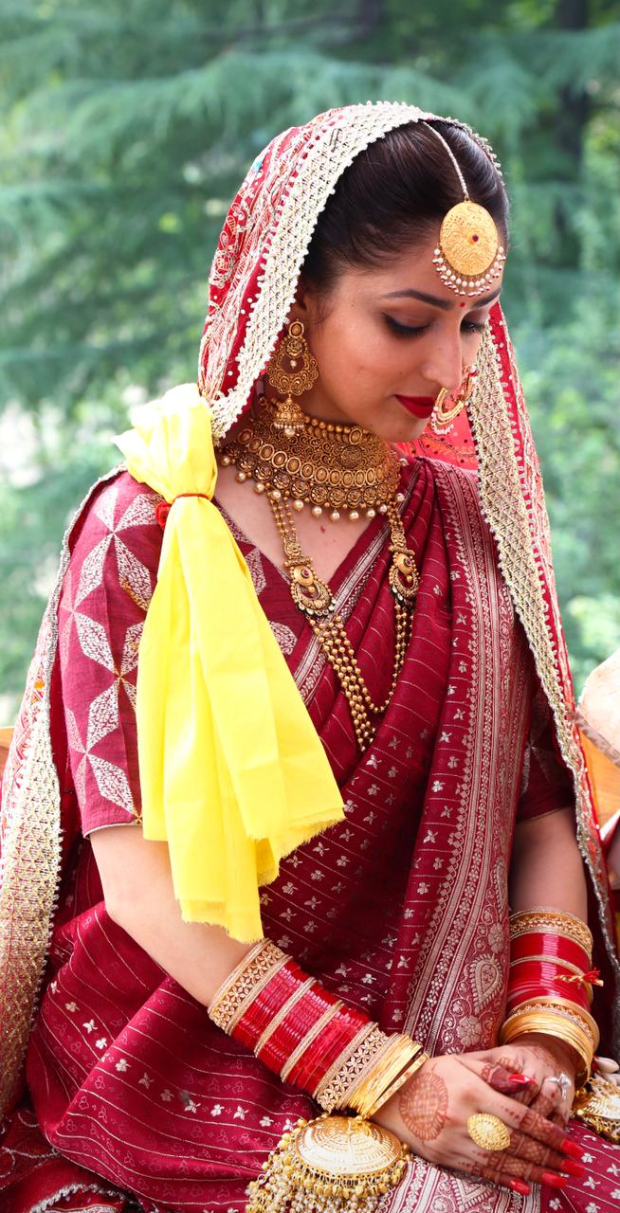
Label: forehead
xmin=340 ymin=231 xmax=506 ymax=305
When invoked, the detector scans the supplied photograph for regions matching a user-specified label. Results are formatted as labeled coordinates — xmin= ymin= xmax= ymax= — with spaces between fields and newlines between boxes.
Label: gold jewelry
xmin=265 ymin=319 xmax=318 ymax=436
xmin=220 ymin=393 xmax=403 ymax=522
xmin=509 ymin=909 xmax=593 ymax=958
xmin=422 ymin=123 xmax=506 ymax=297
xmin=314 ymin=1023 xmax=381 ymax=1110
xmin=207 ymin=940 xmax=287 ymax=1033
xmin=351 ymin=1036 xmax=421 ymax=1119
xmin=430 ymin=365 xmax=477 ymax=434
xmin=367 ymin=1050 xmax=429 ymax=1118
xmin=466 ymin=1112 xmax=511 ymax=1152
xmin=500 ymin=1004 xmax=595 ymax=1085
xmin=268 ymin=493 xmax=417 ymax=750
xmin=573 ymin=1074 xmax=620 ymax=1144
xmin=246 ymin=1113 xmax=411 ymax=1213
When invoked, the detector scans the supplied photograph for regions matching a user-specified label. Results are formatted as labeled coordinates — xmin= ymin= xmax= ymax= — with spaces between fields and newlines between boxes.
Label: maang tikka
xmin=265 ymin=320 xmax=319 ymax=437
xmin=423 ymin=122 xmax=506 ymax=298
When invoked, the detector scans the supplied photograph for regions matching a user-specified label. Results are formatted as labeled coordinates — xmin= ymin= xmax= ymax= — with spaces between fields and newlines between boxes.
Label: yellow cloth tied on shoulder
xmin=115 ymin=384 xmax=344 ymax=942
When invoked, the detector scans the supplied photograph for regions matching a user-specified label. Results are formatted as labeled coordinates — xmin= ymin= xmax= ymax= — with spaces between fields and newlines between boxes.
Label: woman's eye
xmin=383 ymin=316 xmax=427 ymax=338
xmin=384 ymin=315 xmax=488 ymax=339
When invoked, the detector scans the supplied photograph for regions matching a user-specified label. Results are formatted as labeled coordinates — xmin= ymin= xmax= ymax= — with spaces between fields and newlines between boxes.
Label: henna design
xmin=513 ymin=1104 xmax=566 ymax=1149
xmin=481 ymin=1063 xmax=533 ymax=1095
xmin=398 ymin=1071 xmax=448 ymax=1143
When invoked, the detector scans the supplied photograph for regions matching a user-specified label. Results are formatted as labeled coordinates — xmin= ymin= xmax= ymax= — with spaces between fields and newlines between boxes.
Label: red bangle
xmin=290 ymin=1006 xmax=369 ymax=1092
xmin=510 ymin=931 xmax=591 ymax=972
xmin=506 ymin=972 xmax=591 ymax=1014
xmin=234 ymin=959 xmax=303 ymax=1048
xmin=258 ymin=984 xmax=341 ymax=1071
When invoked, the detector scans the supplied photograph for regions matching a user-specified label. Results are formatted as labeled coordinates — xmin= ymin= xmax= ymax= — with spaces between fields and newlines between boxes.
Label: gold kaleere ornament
xmin=246 ymin=1113 xmax=411 ymax=1213
xmin=573 ymin=1073 xmax=620 ymax=1144
xmin=423 ymin=122 xmax=506 ymax=297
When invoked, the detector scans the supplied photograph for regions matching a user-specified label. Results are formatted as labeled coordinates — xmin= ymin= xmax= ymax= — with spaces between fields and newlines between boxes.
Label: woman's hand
xmin=373 ymin=1052 xmax=586 ymax=1196
xmin=463 ymin=1036 xmax=578 ymax=1127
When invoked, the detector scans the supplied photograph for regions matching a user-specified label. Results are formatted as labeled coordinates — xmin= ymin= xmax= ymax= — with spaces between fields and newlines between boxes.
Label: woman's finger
xmin=505 ymin=1131 xmax=584 ymax=1176
xmin=479 ymin=1061 xmax=538 ymax=1100
xmin=529 ymin=1075 xmax=573 ymax=1127
xmin=459 ymin=1057 xmax=574 ymax=1151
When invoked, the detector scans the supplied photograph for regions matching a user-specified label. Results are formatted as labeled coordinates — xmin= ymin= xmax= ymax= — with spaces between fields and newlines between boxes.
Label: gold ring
xmin=466 ymin=1113 xmax=511 ymax=1152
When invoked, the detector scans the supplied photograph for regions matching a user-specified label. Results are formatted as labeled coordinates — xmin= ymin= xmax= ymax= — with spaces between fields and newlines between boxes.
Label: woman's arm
xmin=509 ymin=806 xmax=587 ymax=918
xmin=92 ymin=822 xmax=579 ymax=1196
xmin=90 ymin=824 xmax=252 ymax=1005
xmin=507 ymin=806 xmax=590 ymax=1101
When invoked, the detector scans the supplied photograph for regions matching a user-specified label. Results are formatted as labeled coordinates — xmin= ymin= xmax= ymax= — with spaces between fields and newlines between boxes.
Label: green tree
xmin=1 ymin=0 xmax=619 ymax=711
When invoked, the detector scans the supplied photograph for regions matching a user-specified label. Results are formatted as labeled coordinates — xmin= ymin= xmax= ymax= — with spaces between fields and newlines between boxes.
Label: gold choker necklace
xmin=219 ymin=394 xmax=405 ymax=523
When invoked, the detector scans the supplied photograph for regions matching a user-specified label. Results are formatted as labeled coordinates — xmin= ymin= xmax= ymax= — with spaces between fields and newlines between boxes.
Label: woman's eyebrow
xmin=381 ymin=285 xmax=503 ymax=310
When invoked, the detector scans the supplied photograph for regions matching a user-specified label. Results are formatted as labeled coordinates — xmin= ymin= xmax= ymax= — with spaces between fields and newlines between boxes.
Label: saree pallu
xmin=1 ymin=458 xmax=618 ymax=1213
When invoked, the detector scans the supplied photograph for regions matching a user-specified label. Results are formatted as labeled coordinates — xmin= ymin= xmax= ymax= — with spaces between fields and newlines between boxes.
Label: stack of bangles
xmin=208 ymin=940 xmax=428 ymax=1117
xmin=499 ymin=908 xmax=602 ymax=1087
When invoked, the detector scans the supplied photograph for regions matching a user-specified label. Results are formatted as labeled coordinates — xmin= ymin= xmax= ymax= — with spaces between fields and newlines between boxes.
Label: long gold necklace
xmin=219 ymin=399 xmax=420 ymax=749
xmin=220 ymin=394 xmax=404 ymax=522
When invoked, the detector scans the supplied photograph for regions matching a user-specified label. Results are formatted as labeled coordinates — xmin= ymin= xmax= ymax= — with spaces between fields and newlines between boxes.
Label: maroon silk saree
xmin=2 ymin=455 xmax=619 ymax=1213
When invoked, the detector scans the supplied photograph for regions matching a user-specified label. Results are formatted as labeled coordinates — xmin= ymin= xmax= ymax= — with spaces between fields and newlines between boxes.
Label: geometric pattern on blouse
xmin=60 ymin=482 xmax=159 ymax=819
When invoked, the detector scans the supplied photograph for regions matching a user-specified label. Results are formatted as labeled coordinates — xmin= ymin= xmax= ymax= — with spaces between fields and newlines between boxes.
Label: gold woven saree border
xmin=469 ymin=321 xmax=620 ymax=1013
xmin=0 ymin=466 xmax=123 ymax=1119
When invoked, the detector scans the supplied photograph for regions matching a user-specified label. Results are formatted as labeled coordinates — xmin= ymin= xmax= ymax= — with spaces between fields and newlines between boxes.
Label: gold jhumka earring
xmin=266 ymin=319 xmax=319 ymax=437
xmin=422 ymin=122 xmax=506 ymax=298
xmin=430 ymin=363 xmax=478 ymax=434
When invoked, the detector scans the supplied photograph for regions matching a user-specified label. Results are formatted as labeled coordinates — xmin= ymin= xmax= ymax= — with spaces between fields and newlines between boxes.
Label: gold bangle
xmin=503 ymin=995 xmax=599 ymax=1048
xmin=351 ymin=1036 xmax=420 ymax=1118
xmin=208 ymin=941 xmax=289 ymax=1034
xmin=347 ymin=1036 xmax=404 ymax=1116
xmin=510 ymin=954 xmax=587 ymax=977
xmin=314 ymin=1023 xmax=386 ymax=1111
xmin=509 ymin=909 xmax=592 ymax=957
xmin=500 ymin=1011 xmax=593 ymax=1084
xmin=207 ymin=940 xmax=267 ymax=1021
xmin=502 ymin=1011 xmax=593 ymax=1058
xmin=368 ymin=1050 xmax=429 ymax=1118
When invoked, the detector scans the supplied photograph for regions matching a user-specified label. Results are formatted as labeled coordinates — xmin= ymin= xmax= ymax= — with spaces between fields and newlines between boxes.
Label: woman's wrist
xmin=509 ymin=1031 xmax=579 ymax=1080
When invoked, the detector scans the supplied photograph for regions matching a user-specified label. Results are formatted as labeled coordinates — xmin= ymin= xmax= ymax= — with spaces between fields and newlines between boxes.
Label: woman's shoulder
xmin=66 ymin=467 xmax=164 ymax=582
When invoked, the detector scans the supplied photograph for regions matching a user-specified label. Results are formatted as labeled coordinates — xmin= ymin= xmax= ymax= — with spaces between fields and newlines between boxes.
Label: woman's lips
xmin=395 ymin=394 xmax=436 ymax=419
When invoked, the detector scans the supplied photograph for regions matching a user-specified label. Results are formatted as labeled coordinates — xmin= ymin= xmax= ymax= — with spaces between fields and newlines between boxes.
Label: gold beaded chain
xmin=268 ymin=494 xmax=418 ymax=750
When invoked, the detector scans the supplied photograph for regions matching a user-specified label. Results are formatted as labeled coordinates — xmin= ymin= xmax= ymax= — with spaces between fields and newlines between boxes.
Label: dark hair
xmin=301 ymin=120 xmax=509 ymax=297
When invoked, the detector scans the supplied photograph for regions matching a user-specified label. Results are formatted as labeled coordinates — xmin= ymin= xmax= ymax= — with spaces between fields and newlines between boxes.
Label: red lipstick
xmin=395 ymin=394 xmax=436 ymax=419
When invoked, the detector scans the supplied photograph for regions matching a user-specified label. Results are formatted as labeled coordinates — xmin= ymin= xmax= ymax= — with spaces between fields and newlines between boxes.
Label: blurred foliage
xmin=1 ymin=0 xmax=619 ymax=710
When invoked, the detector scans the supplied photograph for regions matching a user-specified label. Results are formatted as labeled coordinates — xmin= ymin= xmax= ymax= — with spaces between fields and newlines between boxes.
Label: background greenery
xmin=1 ymin=0 xmax=619 ymax=715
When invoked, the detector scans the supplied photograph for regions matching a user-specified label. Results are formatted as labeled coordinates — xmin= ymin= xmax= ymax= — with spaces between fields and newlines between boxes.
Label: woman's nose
xmin=419 ymin=336 xmax=464 ymax=396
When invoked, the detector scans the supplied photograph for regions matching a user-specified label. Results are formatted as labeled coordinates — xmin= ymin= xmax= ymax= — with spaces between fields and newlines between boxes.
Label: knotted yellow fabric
xmin=115 ymin=384 xmax=344 ymax=942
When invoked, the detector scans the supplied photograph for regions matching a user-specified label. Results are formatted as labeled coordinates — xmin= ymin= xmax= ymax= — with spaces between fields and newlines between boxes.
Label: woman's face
xmin=279 ymin=230 xmax=504 ymax=443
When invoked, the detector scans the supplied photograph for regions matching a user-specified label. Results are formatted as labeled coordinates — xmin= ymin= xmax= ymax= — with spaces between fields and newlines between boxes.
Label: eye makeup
xmin=383 ymin=315 xmax=488 ymax=339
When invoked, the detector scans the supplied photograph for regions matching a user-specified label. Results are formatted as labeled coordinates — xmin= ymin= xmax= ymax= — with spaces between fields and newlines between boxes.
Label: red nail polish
xmin=561 ymin=1138 xmax=586 ymax=1160
xmin=508 ymin=1075 xmax=533 ymax=1090
xmin=561 ymin=1159 xmax=585 ymax=1178
xmin=542 ymin=1172 xmax=568 ymax=1189
xmin=508 ymin=1179 xmax=532 ymax=1195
